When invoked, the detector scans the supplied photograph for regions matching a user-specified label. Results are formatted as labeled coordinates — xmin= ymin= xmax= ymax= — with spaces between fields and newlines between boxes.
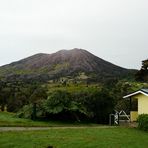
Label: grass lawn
xmin=0 ymin=112 xmax=52 ymax=127
xmin=0 ymin=112 xmax=98 ymax=127
xmin=0 ymin=127 xmax=148 ymax=148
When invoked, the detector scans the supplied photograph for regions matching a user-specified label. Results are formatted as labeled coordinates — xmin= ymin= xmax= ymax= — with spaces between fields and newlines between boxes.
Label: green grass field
xmin=0 ymin=112 xmax=98 ymax=127
xmin=0 ymin=127 xmax=148 ymax=148
xmin=0 ymin=112 xmax=53 ymax=127
xmin=0 ymin=112 xmax=148 ymax=148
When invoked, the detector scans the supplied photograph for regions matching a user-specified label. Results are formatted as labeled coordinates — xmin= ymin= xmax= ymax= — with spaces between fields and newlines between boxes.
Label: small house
xmin=123 ymin=89 xmax=148 ymax=122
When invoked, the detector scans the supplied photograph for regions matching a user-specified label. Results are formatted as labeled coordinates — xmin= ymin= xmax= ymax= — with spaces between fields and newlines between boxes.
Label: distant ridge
xmin=0 ymin=48 xmax=136 ymax=82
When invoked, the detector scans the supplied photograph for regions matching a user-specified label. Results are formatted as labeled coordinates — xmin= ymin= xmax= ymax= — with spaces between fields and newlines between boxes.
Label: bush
xmin=16 ymin=104 xmax=33 ymax=119
xmin=16 ymin=102 xmax=45 ymax=120
xmin=137 ymin=114 xmax=148 ymax=131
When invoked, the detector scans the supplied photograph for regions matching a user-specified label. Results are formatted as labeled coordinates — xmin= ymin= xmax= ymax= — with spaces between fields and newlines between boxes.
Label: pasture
xmin=0 ymin=127 xmax=148 ymax=148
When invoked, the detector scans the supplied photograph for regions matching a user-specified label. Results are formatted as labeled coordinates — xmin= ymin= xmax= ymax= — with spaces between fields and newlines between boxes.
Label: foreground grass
xmin=0 ymin=112 xmax=98 ymax=127
xmin=0 ymin=127 xmax=148 ymax=148
xmin=0 ymin=112 xmax=51 ymax=127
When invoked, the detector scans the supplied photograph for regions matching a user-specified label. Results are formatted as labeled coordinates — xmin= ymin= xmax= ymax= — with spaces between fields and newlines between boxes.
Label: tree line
xmin=0 ymin=59 xmax=147 ymax=124
xmin=17 ymin=88 xmax=115 ymax=124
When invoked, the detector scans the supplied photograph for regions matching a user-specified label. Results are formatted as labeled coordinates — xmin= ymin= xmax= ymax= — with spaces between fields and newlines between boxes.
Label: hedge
xmin=137 ymin=114 xmax=148 ymax=131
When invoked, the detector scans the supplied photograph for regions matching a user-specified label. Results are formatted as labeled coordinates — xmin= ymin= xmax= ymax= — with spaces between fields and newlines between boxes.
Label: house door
xmin=130 ymin=98 xmax=138 ymax=122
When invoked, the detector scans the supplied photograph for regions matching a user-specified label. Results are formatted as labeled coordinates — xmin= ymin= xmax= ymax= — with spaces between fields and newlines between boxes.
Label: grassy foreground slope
xmin=0 ymin=112 xmax=50 ymax=127
xmin=0 ymin=127 xmax=148 ymax=148
xmin=0 ymin=112 xmax=98 ymax=127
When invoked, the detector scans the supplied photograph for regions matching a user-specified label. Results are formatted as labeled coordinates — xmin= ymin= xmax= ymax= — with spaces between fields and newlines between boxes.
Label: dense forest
xmin=0 ymin=58 xmax=147 ymax=124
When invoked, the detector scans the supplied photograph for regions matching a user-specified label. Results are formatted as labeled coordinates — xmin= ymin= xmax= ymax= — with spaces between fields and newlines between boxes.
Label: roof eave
xmin=123 ymin=91 xmax=148 ymax=98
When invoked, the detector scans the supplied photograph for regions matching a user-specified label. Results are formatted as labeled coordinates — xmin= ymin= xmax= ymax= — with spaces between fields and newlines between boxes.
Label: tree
xmin=142 ymin=59 xmax=148 ymax=70
xmin=43 ymin=88 xmax=115 ymax=123
xmin=87 ymin=89 xmax=114 ymax=124
xmin=29 ymin=86 xmax=47 ymax=120
xmin=43 ymin=90 xmax=89 ymax=122
xmin=30 ymin=86 xmax=47 ymax=103
xmin=136 ymin=59 xmax=148 ymax=81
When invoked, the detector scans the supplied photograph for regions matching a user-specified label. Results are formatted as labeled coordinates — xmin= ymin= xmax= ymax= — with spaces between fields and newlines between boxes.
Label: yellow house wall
xmin=133 ymin=94 xmax=148 ymax=114
xmin=130 ymin=111 xmax=138 ymax=122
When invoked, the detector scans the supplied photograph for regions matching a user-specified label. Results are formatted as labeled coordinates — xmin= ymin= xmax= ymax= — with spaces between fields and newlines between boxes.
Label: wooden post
xmin=129 ymin=97 xmax=132 ymax=122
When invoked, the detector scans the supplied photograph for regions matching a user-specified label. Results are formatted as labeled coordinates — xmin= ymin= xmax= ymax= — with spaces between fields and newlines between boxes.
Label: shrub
xmin=16 ymin=102 xmax=45 ymax=119
xmin=16 ymin=104 xmax=33 ymax=119
xmin=137 ymin=114 xmax=148 ymax=131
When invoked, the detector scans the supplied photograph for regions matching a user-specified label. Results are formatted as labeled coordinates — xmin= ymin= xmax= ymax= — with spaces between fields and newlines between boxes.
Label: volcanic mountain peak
xmin=0 ymin=48 xmax=135 ymax=82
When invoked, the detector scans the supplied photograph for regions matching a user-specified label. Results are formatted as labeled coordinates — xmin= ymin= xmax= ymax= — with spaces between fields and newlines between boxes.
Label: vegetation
xmin=0 ymin=80 xmax=47 ymax=112
xmin=17 ymin=87 xmax=114 ymax=124
xmin=0 ymin=112 xmax=98 ymax=127
xmin=0 ymin=112 xmax=50 ymax=127
xmin=137 ymin=114 xmax=148 ymax=131
xmin=1 ymin=48 xmax=148 ymax=148
xmin=0 ymin=70 xmax=147 ymax=124
xmin=0 ymin=127 xmax=148 ymax=148
xmin=136 ymin=59 xmax=148 ymax=82
xmin=0 ymin=54 xmax=147 ymax=125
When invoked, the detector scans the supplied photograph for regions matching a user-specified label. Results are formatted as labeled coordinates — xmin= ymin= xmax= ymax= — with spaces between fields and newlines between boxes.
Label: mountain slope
xmin=0 ymin=48 xmax=135 ymax=82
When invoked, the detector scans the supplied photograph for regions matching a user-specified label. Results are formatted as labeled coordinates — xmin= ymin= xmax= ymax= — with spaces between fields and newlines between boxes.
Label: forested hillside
xmin=0 ymin=49 xmax=136 ymax=83
xmin=0 ymin=49 xmax=147 ymax=124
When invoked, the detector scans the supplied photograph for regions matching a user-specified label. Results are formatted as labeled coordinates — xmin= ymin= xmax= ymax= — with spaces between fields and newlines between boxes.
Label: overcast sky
xmin=0 ymin=0 xmax=148 ymax=69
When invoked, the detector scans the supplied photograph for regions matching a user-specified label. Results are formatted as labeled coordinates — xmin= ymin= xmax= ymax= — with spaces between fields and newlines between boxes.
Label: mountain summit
xmin=0 ymin=48 xmax=134 ymax=82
